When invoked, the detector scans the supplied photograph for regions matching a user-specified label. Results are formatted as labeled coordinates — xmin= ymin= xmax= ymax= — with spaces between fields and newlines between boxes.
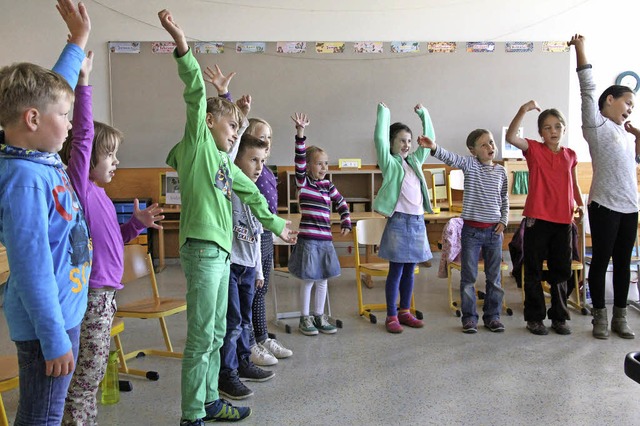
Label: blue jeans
xmin=220 ymin=264 xmax=256 ymax=374
xmin=460 ymin=224 xmax=504 ymax=324
xmin=14 ymin=323 xmax=81 ymax=426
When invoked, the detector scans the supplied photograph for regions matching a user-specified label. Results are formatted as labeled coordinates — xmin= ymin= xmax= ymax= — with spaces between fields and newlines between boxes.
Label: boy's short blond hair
xmin=0 ymin=62 xmax=73 ymax=127
xmin=206 ymin=96 xmax=245 ymax=126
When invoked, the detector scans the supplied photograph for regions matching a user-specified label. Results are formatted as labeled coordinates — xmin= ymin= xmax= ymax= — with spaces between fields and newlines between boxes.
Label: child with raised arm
xmin=288 ymin=113 xmax=351 ymax=336
xmin=58 ymin=53 xmax=164 ymax=425
xmin=418 ymin=130 xmax=508 ymax=333
xmin=374 ymin=103 xmax=434 ymax=334
xmin=506 ymin=100 xmax=583 ymax=336
xmin=0 ymin=1 xmax=92 ymax=423
xmin=158 ymin=10 xmax=296 ymax=426
xmin=569 ymin=34 xmax=639 ymax=339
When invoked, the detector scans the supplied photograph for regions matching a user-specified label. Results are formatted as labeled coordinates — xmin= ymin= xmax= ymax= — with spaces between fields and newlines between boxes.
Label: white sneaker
xmin=262 ymin=338 xmax=293 ymax=359
xmin=249 ymin=343 xmax=278 ymax=366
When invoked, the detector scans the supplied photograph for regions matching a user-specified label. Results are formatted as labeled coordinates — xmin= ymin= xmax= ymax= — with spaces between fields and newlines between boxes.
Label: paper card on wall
xmin=505 ymin=42 xmax=534 ymax=53
xmin=542 ymin=41 xmax=569 ymax=53
xmin=165 ymin=171 xmax=181 ymax=205
xmin=194 ymin=42 xmax=224 ymax=54
xmin=354 ymin=42 xmax=383 ymax=53
xmin=427 ymin=42 xmax=457 ymax=53
xmin=466 ymin=42 xmax=495 ymax=53
xmin=276 ymin=42 xmax=306 ymax=53
xmin=391 ymin=42 xmax=420 ymax=53
xmin=151 ymin=42 xmax=176 ymax=54
xmin=108 ymin=42 xmax=140 ymax=54
xmin=501 ymin=126 xmax=524 ymax=159
xmin=236 ymin=42 xmax=266 ymax=53
xmin=315 ymin=42 xmax=345 ymax=53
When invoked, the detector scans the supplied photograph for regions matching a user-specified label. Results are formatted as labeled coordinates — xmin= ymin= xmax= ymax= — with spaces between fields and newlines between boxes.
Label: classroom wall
xmin=2 ymin=0 xmax=640 ymax=163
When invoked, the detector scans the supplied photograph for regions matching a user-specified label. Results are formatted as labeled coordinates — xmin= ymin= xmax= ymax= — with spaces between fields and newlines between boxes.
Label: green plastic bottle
xmin=100 ymin=350 xmax=120 ymax=405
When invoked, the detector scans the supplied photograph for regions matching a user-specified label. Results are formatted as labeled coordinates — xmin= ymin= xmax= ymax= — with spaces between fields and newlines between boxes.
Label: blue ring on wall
xmin=615 ymin=71 xmax=640 ymax=93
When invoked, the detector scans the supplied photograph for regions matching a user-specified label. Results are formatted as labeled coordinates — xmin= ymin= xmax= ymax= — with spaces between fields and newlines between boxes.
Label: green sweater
xmin=372 ymin=104 xmax=436 ymax=217
xmin=166 ymin=49 xmax=285 ymax=253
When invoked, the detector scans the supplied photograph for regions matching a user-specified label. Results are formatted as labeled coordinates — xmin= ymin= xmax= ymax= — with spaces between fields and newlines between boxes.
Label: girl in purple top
xmin=59 ymin=52 xmax=164 ymax=425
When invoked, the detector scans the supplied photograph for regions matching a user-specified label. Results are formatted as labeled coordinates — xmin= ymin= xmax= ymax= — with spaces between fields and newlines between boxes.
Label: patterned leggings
xmin=252 ymin=231 xmax=273 ymax=344
xmin=62 ymin=289 xmax=117 ymax=426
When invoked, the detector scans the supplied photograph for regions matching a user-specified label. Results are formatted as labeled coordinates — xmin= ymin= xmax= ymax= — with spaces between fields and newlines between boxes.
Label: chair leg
xmin=159 ymin=317 xmax=174 ymax=353
xmin=0 ymin=393 xmax=8 ymax=426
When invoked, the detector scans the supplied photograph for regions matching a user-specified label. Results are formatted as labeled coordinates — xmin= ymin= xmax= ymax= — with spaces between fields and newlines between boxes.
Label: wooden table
xmin=156 ymin=205 xmax=181 ymax=273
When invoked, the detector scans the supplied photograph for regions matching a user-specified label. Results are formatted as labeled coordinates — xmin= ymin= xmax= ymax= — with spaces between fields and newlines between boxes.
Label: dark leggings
xmin=251 ymin=231 xmax=273 ymax=344
xmin=588 ymin=202 xmax=638 ymax=309
xmin=385 ymin=261 xmax=416 ymax=317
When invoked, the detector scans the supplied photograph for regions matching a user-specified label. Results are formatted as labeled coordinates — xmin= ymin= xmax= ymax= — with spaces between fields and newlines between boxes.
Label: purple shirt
xmin=256 ymin=166 xmax=278 ymax=214
xmin=65 ymin=85 xmax=145 ymax=290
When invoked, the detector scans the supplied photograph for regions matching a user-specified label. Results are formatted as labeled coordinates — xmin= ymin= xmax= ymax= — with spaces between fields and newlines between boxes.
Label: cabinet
xmin=111 ymin=198 xmax=152 ymax=248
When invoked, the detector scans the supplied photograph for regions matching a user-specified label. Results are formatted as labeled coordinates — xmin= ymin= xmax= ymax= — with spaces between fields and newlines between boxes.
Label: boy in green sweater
xmin=158 ymin=10 xmax=297 ymax=426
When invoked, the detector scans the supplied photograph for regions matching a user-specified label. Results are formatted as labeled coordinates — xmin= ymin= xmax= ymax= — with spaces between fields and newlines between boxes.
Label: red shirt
xmin=522 ymin=139 xmax=577 ymax=224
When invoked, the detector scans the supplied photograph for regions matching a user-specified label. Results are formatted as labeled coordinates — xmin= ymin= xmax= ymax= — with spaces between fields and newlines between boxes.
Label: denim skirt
xmin=378 ymin=212 xmax=432 ymax=263
xmin=288 ymin=237 xmax=341 ymax=280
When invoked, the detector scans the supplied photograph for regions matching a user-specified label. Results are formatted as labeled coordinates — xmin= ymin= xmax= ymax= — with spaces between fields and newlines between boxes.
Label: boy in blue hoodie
xmin=0 ymin=1 xmax=92 ymax=424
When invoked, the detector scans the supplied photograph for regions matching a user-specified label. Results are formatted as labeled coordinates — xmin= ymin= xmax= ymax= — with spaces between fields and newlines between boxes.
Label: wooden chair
xmin=447 ymin=169 xmax=464 ymax=212
xmin=0 ymin=356 xmax=18 ymax=426
xmin=353 ymin=218 xmax=421 ymax=324
xmin=115 ymin=244 xmax=186 ymax=378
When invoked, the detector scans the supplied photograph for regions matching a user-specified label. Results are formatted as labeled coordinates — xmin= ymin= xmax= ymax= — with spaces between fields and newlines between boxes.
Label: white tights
xmin=300 ymin=279 xmax=328 ymax=316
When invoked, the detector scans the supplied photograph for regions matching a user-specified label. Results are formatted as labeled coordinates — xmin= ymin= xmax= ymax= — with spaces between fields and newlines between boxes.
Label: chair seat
xmin=117 ymin=297 xmax=186 ymax=317
xmin=0 ymin=355 xmax=19 ymax=390
xmin=360 ymin=262 xmax=391 ymax=275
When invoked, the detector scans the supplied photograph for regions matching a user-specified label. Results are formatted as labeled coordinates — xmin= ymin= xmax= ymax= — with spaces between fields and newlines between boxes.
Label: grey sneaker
xmin=299 ymin=315 xmax=319 ymax=336
xmin=551 ymin=320 xmax=572 ymax=335
xmin=313 ymin=314 xmax=337 ymax=334
xmin=238 ymin=360 xmax=275 ymax=382
xmin=203 ymin=398 xmax=251 ymax=422
xmin=462 ymin=320 xmax=478 ymax=334
xmin=527 ymin=321 xmax=549 ymax=336
xmin=218 ymin=371 xmax=253 ymax=400
xmin=484 ymin=319 xmax=505 ymax=333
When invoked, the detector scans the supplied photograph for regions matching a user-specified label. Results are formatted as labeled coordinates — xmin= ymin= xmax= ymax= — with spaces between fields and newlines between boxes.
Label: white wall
xmin=2 ymin=0 xmax=639 ymax=161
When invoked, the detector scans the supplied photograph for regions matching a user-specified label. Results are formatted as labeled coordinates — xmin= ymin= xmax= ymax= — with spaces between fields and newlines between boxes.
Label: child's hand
xmin=417 ymin=135 xmax=435 ymax=149
xmin=157 ymin=9 xmax=187 ymax=55
xmin=56 ymin=0 xmax=91 ymax=50
xmin=78 ymin=50 xmax=93 ymax=86
xmin=341 ymin=228 xmax=351 ymax=237
xmin=279 ymin=223 xmax=298 ymax=244
xmin=414 ymin=103 xmax=424 ymax=113
xmin=45 ymin=350 xmax=74 ymax=377
xmin=203 ymin=65 xmax=237 ymax=96
xmin=494 ymin=223 xmax=505 ymax=235
xmin=256 ymin=278 xmax=264 ymax=289
xmin=236 ymin=95 xmax=251 ymax=116
xmin=133 ymin=199 xmax=165 ymax=229
xmin=568 ymin=34 xmax=585 ymax=49
xmin=379 ymin=102 xmax=388 ymax=109
xmin=521 ymin=100 xmax=541 ymax=113
xmin=291 ymin=113 xmax=310 ymax=129
xmin=625 ymin=121 xmax=640 ymax=138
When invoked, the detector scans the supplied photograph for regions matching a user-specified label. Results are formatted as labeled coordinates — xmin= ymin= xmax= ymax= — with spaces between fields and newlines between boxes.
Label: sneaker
xmin=299 ymin=315 xmax=319 ymax=336
xmin=218 ymin=371 xmax=253 ymax=400
xmin=261 ymin=338 xmax=293 ymax=359
xmin=249 ymin=343 xmax=278 ymax=366
xmin=398 ymin=311 xmax=424 ymax=328
xmin=551 ymin=320 xmax=572 ymax=335
xmin=484 ymin=319 xmax=505 ymax=333
xmin=462 ymin=320 xmax=478 ymax=334
xmin=313 ymin=314 xmax=337 ymax=334
xmin=203 ymin=398 xmax=252 ymax=422
xmin=385 ymin=316 xmax=403 ymax=334
xmin=526 ymin=321 xmax=549 ymax=336
xmin=238 ymin=360 xmax=275 ymax=382
xmin=180 ymin=419 xmax=204 ymax=426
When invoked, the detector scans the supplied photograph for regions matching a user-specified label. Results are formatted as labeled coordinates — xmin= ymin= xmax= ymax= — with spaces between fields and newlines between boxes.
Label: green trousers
xmin=179 ymin=239 xmax=230 ymax=421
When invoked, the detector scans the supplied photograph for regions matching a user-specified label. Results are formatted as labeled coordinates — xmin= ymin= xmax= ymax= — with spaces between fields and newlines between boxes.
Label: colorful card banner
xmin=354 ymin=42 xmax=383 ymax=53
xmin=315 ymin=42 xmax=345 ymax=54
xmin=466 ymin=42 xmax=495 ymax=53
xmin=194 ymin=42 xmax=224 ymax=54
xmin=505 ymin=42 xmax=534 ymax=53
xmin=236 ymin=42 xmax=266 ymax=53
xmin=151 ymin=42 xmax=176 ymax=54
xmin=276 ymin=42 xmax=306 ymax=54
xmin=390 ymin=42 xmax=420 ymax=53
xmin=543 ymin=41 xmax=569 ymax=53
xmin=108 ymin=42 xmax=140 ymax=54
xmin=427 ymin=42 xmax=456 ymax=53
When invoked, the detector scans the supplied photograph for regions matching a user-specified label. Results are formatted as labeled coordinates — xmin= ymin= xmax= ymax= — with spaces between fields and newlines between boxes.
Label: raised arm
xmin=158 ymin=9 xmax=188 ymax=57
xmin=568 ymin=34 xmax=587 ymax=68
xmin=292 ymin=112 xmax=310 ymax=188
xmin=625 ymin=122 xmax=640 ymax=163
xmin=203 ymin=64 xmax=237 ymax=97
xmin=506 ymin=101 xmax=540 ymax=151
xmin=52 ymin=0 xmax=91 ymax=89
xmin=414 ymin=103 xmax=435 ymax=163
xmin=374 ymin=102 xmax=392 ymax=171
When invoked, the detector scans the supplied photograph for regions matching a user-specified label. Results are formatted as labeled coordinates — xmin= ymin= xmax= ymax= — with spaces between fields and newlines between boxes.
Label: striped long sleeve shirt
xmin=433 ymin=145 xmax=509 ymax=226
xmin=295 ymin=136 xmax=351 ymax=240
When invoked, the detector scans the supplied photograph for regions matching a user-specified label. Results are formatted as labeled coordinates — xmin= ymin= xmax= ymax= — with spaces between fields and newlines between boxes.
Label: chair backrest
xmin=448 ymin=169 xmax=465 ymax=191
xmin=122 ymin=244 xmax=152 ymax=284
xmin=355 ymin=218 xmax=387 ymax=246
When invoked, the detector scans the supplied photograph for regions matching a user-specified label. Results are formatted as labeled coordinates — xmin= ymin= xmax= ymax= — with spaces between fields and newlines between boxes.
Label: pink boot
xmin=398 ymin=311 xmax=424 ymax=328
xmin=385 ymin=316 xmax=403 ymax=334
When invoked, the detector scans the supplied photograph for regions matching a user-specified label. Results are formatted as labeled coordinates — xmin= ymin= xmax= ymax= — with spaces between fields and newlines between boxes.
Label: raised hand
xmin=203 ymin=64 xmax=237 ymax=96
xmin=158 ymin=9 xmax=187 ymax=56
xmin=291 ymin=112 xmax=310 ymax=129
xmin=625 ymin=121 xmax=640 ymax=138
xmin=414 ymin=103 xmax=424 ymax=113
xmin=417 ymin=135 xmax=435 ymax=149
xmin=56 ymin=0 xmax=91 ymax=49
xmin=522 ymin=100 xmax=541 ymax=113
xmin=78 ymin=50 xmax=93 ymax=86
xmin=379 ymin=102 xmax=388 ymax=109
xmin=132 ymin=199 xmax=164 ymax=230
xmin=568 ymin=34 xmax=585 ymax=49
xmin=236 ymin=95 xmax=252 ymax=116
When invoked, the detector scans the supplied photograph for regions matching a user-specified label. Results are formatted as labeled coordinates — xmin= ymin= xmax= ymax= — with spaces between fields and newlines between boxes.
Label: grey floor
xmin=2 ymin=252 xmax=640 ymax=426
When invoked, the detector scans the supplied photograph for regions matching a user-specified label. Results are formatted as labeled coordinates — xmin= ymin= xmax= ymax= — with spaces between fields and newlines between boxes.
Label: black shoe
xmin=551 ymin=320 xmax=572 ymax=335
xmin=203 ymin=398 xmax=252 ymax=422
xmin=218 ymin=371 xmax=253 ymax=400
xmin=179 ymin=419 xmax=204 ymax=426
xmin=238 ymin=360 xmax=275 ymax=382
xmin=526 ymin=321 xmax=549 ymax=335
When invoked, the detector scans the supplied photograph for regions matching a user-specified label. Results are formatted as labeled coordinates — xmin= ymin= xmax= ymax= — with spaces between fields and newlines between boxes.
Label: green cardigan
xmin=372 ymin=103 xmax=436 ymax=217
